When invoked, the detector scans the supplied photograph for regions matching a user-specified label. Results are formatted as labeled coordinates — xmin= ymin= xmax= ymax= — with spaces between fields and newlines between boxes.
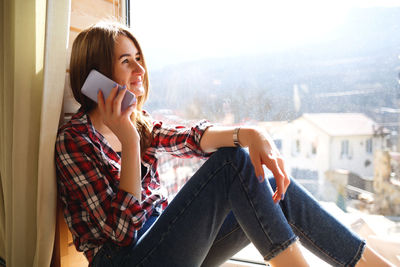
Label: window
xmin=291 ymin=139 xmax=301 ymax=156
xmin=341 ymin=140 xmax=349 ymax=158
xmin=129 ymin=0 xmax=400 ymax=265
xmin=311 ymin=142 xmax=317 ymax=156
xmin=366 ymin=138 xmax=373 ymax=154
xmin=296 ymin=139 xmax=301 ymax=154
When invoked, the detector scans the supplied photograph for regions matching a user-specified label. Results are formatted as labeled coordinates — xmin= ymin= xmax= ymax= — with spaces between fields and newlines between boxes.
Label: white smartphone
xmin=81 ymin=69 xmax=136 ymax=111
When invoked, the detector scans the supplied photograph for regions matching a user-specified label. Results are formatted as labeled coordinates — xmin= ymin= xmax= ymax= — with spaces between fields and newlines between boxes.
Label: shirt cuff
xmin=190 ymin=120 xmax=214 ymax=158
xmin=112 ymin=189 xmax=146 ymax=226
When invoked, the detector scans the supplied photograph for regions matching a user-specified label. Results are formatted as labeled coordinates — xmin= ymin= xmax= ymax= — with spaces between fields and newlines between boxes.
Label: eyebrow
xmin=118 ymin=52 xmax=140 ymax=60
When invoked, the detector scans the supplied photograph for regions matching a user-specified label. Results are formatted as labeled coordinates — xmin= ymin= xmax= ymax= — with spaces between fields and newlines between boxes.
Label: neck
xmin=88 ymin=108 xmax=112 ymax=135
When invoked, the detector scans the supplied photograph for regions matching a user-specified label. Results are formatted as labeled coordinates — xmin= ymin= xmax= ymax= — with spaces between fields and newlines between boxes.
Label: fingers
xmin=122 ymin=103 xmax=136 ymax=119
xmin=97 ymin=90 xmax=105 ymax=114
xmin=104 ymin=84 xmax=118 ymax=113
xmin=277 ymin=156 xmax=290 ymax=193
xmin=246 ymin=129 xmax=290 ymax=203
xmin=249 ymin=153 xmax=265 ymax=183
xmin=99 ymin=84 xmax=134 ymax=116
xmin=113 ymin=85 xmax=127 ymax=115
xmin=260 ymin=152 xmax=290 ymax=204
xmin=264 ymin=154 xmax=285 ymax=203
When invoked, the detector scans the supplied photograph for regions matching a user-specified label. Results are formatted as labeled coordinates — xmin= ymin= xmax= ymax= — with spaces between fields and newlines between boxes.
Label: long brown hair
xmin=69 ymin=21 xmax=152 ymax=155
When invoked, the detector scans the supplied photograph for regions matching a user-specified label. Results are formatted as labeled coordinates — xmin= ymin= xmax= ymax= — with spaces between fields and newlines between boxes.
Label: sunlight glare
xmin=131 ymin=0 xmax=389 ymax=68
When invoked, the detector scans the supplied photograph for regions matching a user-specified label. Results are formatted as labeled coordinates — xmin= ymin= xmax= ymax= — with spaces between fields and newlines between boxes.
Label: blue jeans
xmin=92 ymin=147 xmax=365 ymax=267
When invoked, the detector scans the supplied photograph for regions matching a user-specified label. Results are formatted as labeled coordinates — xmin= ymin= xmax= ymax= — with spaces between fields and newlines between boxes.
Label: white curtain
xmin=0 ymin=0 xmax=70 ymax=266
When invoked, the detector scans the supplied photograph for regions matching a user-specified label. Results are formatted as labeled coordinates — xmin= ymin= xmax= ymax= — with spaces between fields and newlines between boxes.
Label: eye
xmin=122 ymin=58 xmax=129 ymax=64
xmin=135 ymin=55 xmax=141 ymax=62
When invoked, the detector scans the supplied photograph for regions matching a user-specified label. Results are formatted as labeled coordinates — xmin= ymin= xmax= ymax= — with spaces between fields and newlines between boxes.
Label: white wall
xmin=283 ymin=118 xmax=330 ymax=181
xmin=330 ymin=135 xmax=384 ymax=178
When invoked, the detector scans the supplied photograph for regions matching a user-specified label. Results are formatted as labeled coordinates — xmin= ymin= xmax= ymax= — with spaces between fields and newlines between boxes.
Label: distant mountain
xmin=145 ymin=7 xmax=400 ymax=126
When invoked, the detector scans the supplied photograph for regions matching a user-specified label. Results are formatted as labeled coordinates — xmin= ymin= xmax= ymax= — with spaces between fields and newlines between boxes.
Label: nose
xmin=131 ymin=60 xmax=145 ymax=75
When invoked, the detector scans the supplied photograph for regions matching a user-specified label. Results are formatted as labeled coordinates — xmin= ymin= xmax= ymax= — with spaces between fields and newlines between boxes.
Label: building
xmin=259 ymin=113 xmax=390 ymax=199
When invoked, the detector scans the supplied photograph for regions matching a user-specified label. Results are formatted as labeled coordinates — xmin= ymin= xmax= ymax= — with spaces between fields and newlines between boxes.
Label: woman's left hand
xmin=242 ymin=128 xmax=290 ymax=203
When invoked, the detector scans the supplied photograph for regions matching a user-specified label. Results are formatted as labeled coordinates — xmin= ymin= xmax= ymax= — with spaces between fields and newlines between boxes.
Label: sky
xmin=129 ymin=0 xmax=400 ymax=70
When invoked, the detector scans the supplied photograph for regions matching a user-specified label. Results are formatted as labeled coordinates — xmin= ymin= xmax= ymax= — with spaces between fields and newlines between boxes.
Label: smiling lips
xmin=128 ymin=79 xmax=145 ymax=96
xmin=130 ymin=77 xmax=142 ymax=87
xmin=130 ymin=81 xmax=142 ymax=87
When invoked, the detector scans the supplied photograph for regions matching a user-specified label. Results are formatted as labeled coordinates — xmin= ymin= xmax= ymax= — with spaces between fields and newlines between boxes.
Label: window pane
xmin=129 ymin=0 xmax=400 ymax=265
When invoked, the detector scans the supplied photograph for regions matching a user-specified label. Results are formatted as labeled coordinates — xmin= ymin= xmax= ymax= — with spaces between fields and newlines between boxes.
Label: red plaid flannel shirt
xmin=55 ymin=110 xmax=212 ymax=265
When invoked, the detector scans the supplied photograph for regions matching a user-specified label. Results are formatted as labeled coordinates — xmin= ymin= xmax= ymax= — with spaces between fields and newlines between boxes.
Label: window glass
xmin=341 ymin=140 xmax=349 ymax=157
xmin=311 ymin=140 xmax=317 ymax=155
xmin=129 ymin=0 xmax=400 ymax=264
xmin=366 ymin=138 xmax=373 ymax=153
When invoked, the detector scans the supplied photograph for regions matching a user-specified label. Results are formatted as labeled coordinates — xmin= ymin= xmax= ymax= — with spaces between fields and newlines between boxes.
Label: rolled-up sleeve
xmin=151 ymin=120 xmax=213 ymax=158
xmin=55 ymin=131 xmax=147 ymax=245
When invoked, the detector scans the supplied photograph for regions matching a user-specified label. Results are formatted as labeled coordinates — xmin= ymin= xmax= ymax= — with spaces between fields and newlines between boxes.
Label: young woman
xmin=55 ymin=21 xmax=393 ymax=267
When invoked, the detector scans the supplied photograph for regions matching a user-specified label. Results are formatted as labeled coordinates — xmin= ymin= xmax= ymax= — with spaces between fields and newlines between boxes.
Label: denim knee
xmin=211 ymin=147 xmax=249 ymax=166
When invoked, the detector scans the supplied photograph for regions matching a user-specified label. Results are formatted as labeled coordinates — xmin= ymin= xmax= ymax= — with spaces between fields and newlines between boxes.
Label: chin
xmin=129 ymin=86 xmax=145 ymax=97
xmin=135 ymin=86 xmax=145 ymax=96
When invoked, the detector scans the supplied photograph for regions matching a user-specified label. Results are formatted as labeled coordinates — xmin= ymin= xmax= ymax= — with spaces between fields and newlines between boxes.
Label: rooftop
xmin=301 ymin=113 xmax=389 ymax=137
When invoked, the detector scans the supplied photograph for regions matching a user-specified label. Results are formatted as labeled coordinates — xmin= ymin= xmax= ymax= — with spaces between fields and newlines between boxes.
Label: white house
xmin=258 ymin=113 xmax=389 ymax=198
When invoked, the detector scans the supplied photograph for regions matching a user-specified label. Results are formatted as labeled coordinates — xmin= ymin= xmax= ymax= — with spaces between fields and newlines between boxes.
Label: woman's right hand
xmin=98 ymin=85 xmax=142 ymax=199
xmin=97 ymin=84 xmax=139 ymax=146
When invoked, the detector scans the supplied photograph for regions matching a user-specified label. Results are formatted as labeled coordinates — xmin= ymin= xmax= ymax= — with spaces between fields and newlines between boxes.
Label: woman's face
xmin=112 ymin=34 xmax=145 ymax=97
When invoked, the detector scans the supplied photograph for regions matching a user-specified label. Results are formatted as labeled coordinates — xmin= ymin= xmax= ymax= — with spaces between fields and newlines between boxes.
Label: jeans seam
xmin=212 ymin=224 xmax=242 ymax=245
xmin=230 ymin=161 xmax=274 ymax=244
xmin=262 ymin=235 xmax=298 ymax=261
xmin=288 ymin=222 xmax=344 ymax=266
xmin=136 ymin=161 xmax=232 ymax=266
xmin=347 ymin=240 xmax=366 ymax=267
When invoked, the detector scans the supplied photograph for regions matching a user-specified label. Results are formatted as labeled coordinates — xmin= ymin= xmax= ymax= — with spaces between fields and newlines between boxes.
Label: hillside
xmin=145 ymin=7 xmax=400 ymax=125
